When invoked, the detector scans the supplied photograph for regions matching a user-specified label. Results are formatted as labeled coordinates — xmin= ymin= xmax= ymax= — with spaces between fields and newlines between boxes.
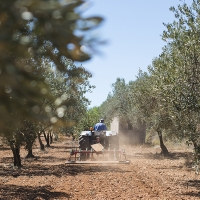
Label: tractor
xmin=66 ymin=128 xmax=130 ymax=164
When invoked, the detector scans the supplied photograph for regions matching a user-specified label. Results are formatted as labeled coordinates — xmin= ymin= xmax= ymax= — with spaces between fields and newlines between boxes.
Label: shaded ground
xmin=0 ymin=137 xmax=200 ymax=200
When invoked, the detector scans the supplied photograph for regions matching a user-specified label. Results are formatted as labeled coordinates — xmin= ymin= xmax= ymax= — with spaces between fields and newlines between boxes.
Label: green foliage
xmin=0 ymin=0 xmax=103 ymax=166
xmin=42 ymin=59 xmax=94 ymax=127
xmin=100 ymin=78 xmax=130 ymax=125
xmin=128 ymin=70 xmax=155 ymax=124
xmin=151 ymin=0 xmax=200 ymax=164
xmin=19 ymin=120 xmax=37 ymax=153
xmin=94 ymin=0 xmax=200 ymax=165
xmin=73 ymin=106 xmax=102 ymax=136
xmin=0 ymin=0 xmax=103 ymax=133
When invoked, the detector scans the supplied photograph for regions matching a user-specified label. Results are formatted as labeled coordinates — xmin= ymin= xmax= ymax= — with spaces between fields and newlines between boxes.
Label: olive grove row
xmin=98 ymin=1 xmax=200 ymax=169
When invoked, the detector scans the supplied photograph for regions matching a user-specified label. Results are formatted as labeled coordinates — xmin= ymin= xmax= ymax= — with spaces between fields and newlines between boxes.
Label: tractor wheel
xmin=100 ymin=137 xmax=109 ymax=150
xmin=79 ymin=135 xmax=90 ymax=161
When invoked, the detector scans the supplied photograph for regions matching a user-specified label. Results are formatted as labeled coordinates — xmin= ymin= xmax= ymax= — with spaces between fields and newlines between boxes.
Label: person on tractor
xmin=93 ymin=119 xmax=107 ymax=131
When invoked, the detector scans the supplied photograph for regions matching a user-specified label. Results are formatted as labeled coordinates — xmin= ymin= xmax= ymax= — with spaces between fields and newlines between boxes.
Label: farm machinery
xmin=66 ymin=129 xmax=130 ymax=164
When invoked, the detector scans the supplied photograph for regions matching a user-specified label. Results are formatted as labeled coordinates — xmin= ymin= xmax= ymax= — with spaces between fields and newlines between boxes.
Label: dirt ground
xmin=0 ymin=136 xmax=200 ymax=200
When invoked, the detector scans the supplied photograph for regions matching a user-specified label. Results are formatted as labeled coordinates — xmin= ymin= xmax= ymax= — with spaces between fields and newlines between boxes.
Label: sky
xmin=80 ymin=0 xmax=193 ymax=108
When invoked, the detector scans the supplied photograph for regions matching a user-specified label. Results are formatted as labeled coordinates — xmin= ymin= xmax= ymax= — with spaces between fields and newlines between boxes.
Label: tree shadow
xmin=164 ymin=152 xmax=192 ymax=160
xmin=127 ymin=151 xmax=193 ymax=170
xmin=0 ymin=184 xmax=69 ymax=200
xmin=183 ymin=191 xmax=200 ymax=198
xmin=29 ymin=156 xmax=67 ymax=163
xmin=1 ymin=157 xmax=13 ymax=163
xmin=0 ymin=147 xmax=10 ymax=151
xmin=155 ymin=165 xmax=185 ymax=170
xmin=47 ymin=145 xmax=78 ymax=150
xmin=182 ymin=180 xmax=200 ymax=198
xmin=0 ymin=163 xmax=131 ymax=177
xmin=182 ymin=179 xmax=200 ymax=189
xmin=128 ymin=152 xmax=192 ymax=161
xmin=63 ymin=164 xmax=132 ymax=175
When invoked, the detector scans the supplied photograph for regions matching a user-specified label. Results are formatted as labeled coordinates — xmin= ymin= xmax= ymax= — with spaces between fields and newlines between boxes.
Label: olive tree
xmin=128 ymin=70 xmax=170 ymax=154
xmin=0 ymin=0 xmax=103 ymax=130
xmin=151 ymin=1 xmax=200 ymax=162
xmin=0 ymin=0 xmax=104 ymax=166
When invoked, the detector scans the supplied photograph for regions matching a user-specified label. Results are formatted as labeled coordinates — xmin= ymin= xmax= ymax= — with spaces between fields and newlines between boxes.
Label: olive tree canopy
xmin=0 ymin=0 xmax=104 ymax=132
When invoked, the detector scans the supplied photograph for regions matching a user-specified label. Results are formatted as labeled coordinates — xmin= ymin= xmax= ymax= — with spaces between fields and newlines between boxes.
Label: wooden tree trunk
xmin=157 ymin=130 xmax=169 ymax=155
xmin=50 ymin=132 xmax=53 ymax=144
xmin=10 ymin=143 xmax=21 ymax=167
xmin=38 ymin=133 xmax=45 ymax=150
xmin=46 ymin=132 xmax=50 ymax=147
xmin=192 ymin=140 xmax=200 ymax=160
xmin=25 ymin=149 xmax=35 ymax=158
xmin=43 ymin=131 xmax=47 ymax=142
xmin=53 ymin=133 xmax=58 ymax=141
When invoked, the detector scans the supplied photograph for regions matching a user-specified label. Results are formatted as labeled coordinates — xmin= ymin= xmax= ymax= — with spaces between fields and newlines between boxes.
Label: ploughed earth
xmin=0 ymin=136 xmax=200 ymax=200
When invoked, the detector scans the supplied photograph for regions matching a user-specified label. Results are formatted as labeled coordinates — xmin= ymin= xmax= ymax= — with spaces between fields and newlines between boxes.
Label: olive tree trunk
xmin=10 ymin=142 xmax=21 ymax=167
xmin=26 ymin=149 xmax=35 ymax=158
xmin=50 ymin=132 xmax=53 ymax=144
xmin=157 ymin=130 xmax=169 ymax=155
xmin=38 ymin=133 xmax=45 ymax=150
